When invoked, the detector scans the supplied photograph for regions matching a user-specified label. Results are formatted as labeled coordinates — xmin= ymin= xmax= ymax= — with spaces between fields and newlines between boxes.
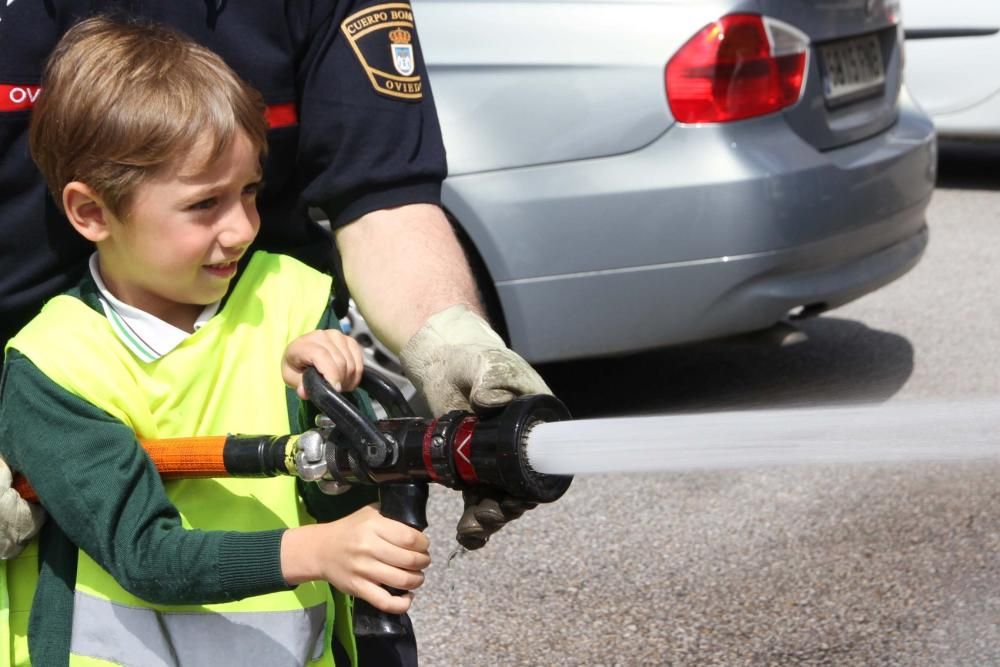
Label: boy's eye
xmin=242 ymin=181 xmax=263 ymax=196
xmin=189 ymin=197 xmax=217 ymax=211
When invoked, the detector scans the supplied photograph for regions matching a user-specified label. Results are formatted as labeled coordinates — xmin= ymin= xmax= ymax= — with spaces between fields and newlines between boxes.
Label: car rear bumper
xmin=443 ymin=96 xmax=936 ymax=363
xmin=498 ymin=216 xmax=927 ymax=362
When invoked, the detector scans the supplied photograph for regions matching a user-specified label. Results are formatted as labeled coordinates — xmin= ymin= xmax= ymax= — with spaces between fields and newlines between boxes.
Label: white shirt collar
xmin=88 ymin=253 xmax=220 ymax=362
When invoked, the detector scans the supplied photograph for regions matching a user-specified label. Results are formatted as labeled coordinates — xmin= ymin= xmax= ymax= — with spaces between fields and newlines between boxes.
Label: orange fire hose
xmin=13 ymin=436 xmax=230 ymax=503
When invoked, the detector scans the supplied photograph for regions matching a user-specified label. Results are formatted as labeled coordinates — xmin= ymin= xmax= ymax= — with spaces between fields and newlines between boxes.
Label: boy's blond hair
xmin=29 ymin=16 xmax=269 ymax=218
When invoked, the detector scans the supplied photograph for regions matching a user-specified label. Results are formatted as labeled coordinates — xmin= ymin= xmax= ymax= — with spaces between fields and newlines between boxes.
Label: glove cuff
xmin=399 ymin=304 xmax=506 ymax=384
xmin=402 ymin=305 xmax=505 ymax=352
xmin=400 ymin=304 xmax=551 ymax=417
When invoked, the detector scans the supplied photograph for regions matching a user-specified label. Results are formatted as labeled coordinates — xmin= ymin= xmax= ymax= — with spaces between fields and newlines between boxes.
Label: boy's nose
xmin=220 ymin=201 xmax=260 ymax=248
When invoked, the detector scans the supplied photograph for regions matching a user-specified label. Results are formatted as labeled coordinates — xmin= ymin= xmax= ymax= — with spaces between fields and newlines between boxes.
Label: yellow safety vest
xmin=3 ymin=252 xmax=355 ymax=666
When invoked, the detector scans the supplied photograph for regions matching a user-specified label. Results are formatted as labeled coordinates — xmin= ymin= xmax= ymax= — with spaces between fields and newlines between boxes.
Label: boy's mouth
xmin=203 ymin=260 xmax=239 ymax=278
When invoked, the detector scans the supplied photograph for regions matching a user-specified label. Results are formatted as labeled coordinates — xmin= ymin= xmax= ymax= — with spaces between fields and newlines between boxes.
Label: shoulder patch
xmin=341 ymin=2 xmax=424 ymax=101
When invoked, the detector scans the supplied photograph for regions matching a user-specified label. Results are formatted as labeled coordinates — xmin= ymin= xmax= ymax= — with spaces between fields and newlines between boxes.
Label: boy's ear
xmin=62 ymin=182 xmax=113 ymax=242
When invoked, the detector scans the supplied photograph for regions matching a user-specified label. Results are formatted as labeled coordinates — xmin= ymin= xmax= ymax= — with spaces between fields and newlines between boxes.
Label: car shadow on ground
xmin=936 ymin=142 xmax=1000 ymax=191
xmin=537 ymin=317 xmax=914 ymax=419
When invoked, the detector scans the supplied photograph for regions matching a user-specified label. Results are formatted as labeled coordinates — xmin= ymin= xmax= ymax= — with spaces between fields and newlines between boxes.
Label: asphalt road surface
xmin=409 ymin=150 xmax=1000 ymax=666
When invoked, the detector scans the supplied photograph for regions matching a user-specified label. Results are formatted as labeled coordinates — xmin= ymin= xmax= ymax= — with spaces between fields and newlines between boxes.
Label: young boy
xmin=0 ymin=16 xmax=430 ymax=667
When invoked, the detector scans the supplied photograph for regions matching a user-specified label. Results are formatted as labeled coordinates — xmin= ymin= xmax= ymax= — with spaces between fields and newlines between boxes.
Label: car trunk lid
xmin=757 ymin=0 xmax=903 ymax=151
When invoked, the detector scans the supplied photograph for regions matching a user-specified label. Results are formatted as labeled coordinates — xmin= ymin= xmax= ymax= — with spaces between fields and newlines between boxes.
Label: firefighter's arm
xmin=335 ymin=202 xmax=550 ymax=414
xmin=335 ymin=202 xmax=481 ymax=353
xmin=335 ymin=203 xmax=551 ymax=549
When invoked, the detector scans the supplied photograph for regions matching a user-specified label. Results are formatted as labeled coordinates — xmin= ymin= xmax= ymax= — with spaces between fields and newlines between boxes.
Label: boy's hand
xmin=282 ymin=329 xmax=364 ymax=400
xmin=281 ymin=505 xmax=431 ymax=614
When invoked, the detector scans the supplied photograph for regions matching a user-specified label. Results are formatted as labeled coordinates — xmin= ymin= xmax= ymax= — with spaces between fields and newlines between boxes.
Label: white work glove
xmin=399 ymin=304 xmax=551 ymax=416
xmin=0 ymin=455 xmax=45 ymax=559
xmin=399 ymin=304 xmax=552 ymax=549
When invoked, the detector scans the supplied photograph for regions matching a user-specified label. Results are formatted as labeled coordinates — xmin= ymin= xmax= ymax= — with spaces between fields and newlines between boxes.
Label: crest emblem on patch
xmin=341 ymin=3 xmax=423 ymax=101
xmin=390 ymin=28 xmax=415 ymax=76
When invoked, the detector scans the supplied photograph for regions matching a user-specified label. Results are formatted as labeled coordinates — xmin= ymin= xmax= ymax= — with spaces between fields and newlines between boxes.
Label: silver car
xmin=350 ymin=0 xmax=935 ymax=374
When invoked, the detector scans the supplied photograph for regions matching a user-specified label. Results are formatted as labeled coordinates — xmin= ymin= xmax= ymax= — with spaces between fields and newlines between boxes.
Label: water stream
xmin=524 ymin=399 xmax=1000 ymax=476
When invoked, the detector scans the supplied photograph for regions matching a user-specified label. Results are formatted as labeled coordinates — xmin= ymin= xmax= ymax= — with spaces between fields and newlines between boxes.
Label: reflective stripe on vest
xmin=70 ymin=591 xmax=326 ymax=667
xmin=7 ymin=252 xmax=353 ymax=666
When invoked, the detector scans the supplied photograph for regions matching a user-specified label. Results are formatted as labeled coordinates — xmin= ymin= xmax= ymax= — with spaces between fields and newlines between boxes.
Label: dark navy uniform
xmin=0 ymin=0 xmax=446 ymax=346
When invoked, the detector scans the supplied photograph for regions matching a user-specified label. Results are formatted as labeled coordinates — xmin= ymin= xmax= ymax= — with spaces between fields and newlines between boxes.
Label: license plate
xmin=819 ymin=33 xmax=885 ymax=106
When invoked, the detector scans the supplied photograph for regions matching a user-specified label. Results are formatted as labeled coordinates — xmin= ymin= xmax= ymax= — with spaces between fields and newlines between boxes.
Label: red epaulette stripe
xmin=2 ymin=86 xmax=298 ymax=129
xmin=265 ymin=102 xmax=298 ymax=129
xmin=0 ymin=84 xmax=41 ymax=112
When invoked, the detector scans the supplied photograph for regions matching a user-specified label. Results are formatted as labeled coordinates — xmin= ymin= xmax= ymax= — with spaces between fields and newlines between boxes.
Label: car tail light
xmin=666 ymin=14 xmax=809 ymax=123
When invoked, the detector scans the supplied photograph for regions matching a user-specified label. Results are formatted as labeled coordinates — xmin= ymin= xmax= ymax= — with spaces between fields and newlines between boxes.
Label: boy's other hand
xmin=283 ymin=329 xmax=364 ymax=400
xmin=281 ymin=505 xmax=431 ymax=614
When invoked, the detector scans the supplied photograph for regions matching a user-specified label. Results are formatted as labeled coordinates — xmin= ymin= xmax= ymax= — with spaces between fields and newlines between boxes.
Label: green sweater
xmin=0 ymin=271 xmax=377 ymax=665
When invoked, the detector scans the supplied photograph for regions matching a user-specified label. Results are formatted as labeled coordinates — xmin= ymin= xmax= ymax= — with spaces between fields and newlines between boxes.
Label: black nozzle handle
xmin=303 ymin=368 xmax=391 ymax=473
xmin=302 ymin=367 xmax=429 ymax=638
xmin=358 ymin=368 xmax=417 ymax=419
xmin=352 ymin=481 xmax=429 ymax=638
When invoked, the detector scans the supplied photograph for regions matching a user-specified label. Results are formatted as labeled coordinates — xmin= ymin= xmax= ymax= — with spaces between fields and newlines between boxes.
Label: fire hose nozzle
xmin=458 ymin=393 xmax=574 ymax=504
xmin=316 ymin=389 xmax=574 ymax=505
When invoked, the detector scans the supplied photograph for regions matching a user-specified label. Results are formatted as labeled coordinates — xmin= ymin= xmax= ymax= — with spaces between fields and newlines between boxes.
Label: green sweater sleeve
xmin=0 ymin=349 xmax=290 ymax=605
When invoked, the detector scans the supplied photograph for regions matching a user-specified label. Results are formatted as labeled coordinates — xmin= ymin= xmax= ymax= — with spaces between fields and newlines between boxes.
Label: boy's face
xmin=96 ymin=132 xmax=262 ymax=330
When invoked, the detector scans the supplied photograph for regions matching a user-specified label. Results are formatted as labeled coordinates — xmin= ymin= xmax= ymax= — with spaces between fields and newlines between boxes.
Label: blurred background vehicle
xmin=902 ymin=0 xmax=1000 ymax=142
xmin=344 ymin=0 xmax=936 ymax=393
